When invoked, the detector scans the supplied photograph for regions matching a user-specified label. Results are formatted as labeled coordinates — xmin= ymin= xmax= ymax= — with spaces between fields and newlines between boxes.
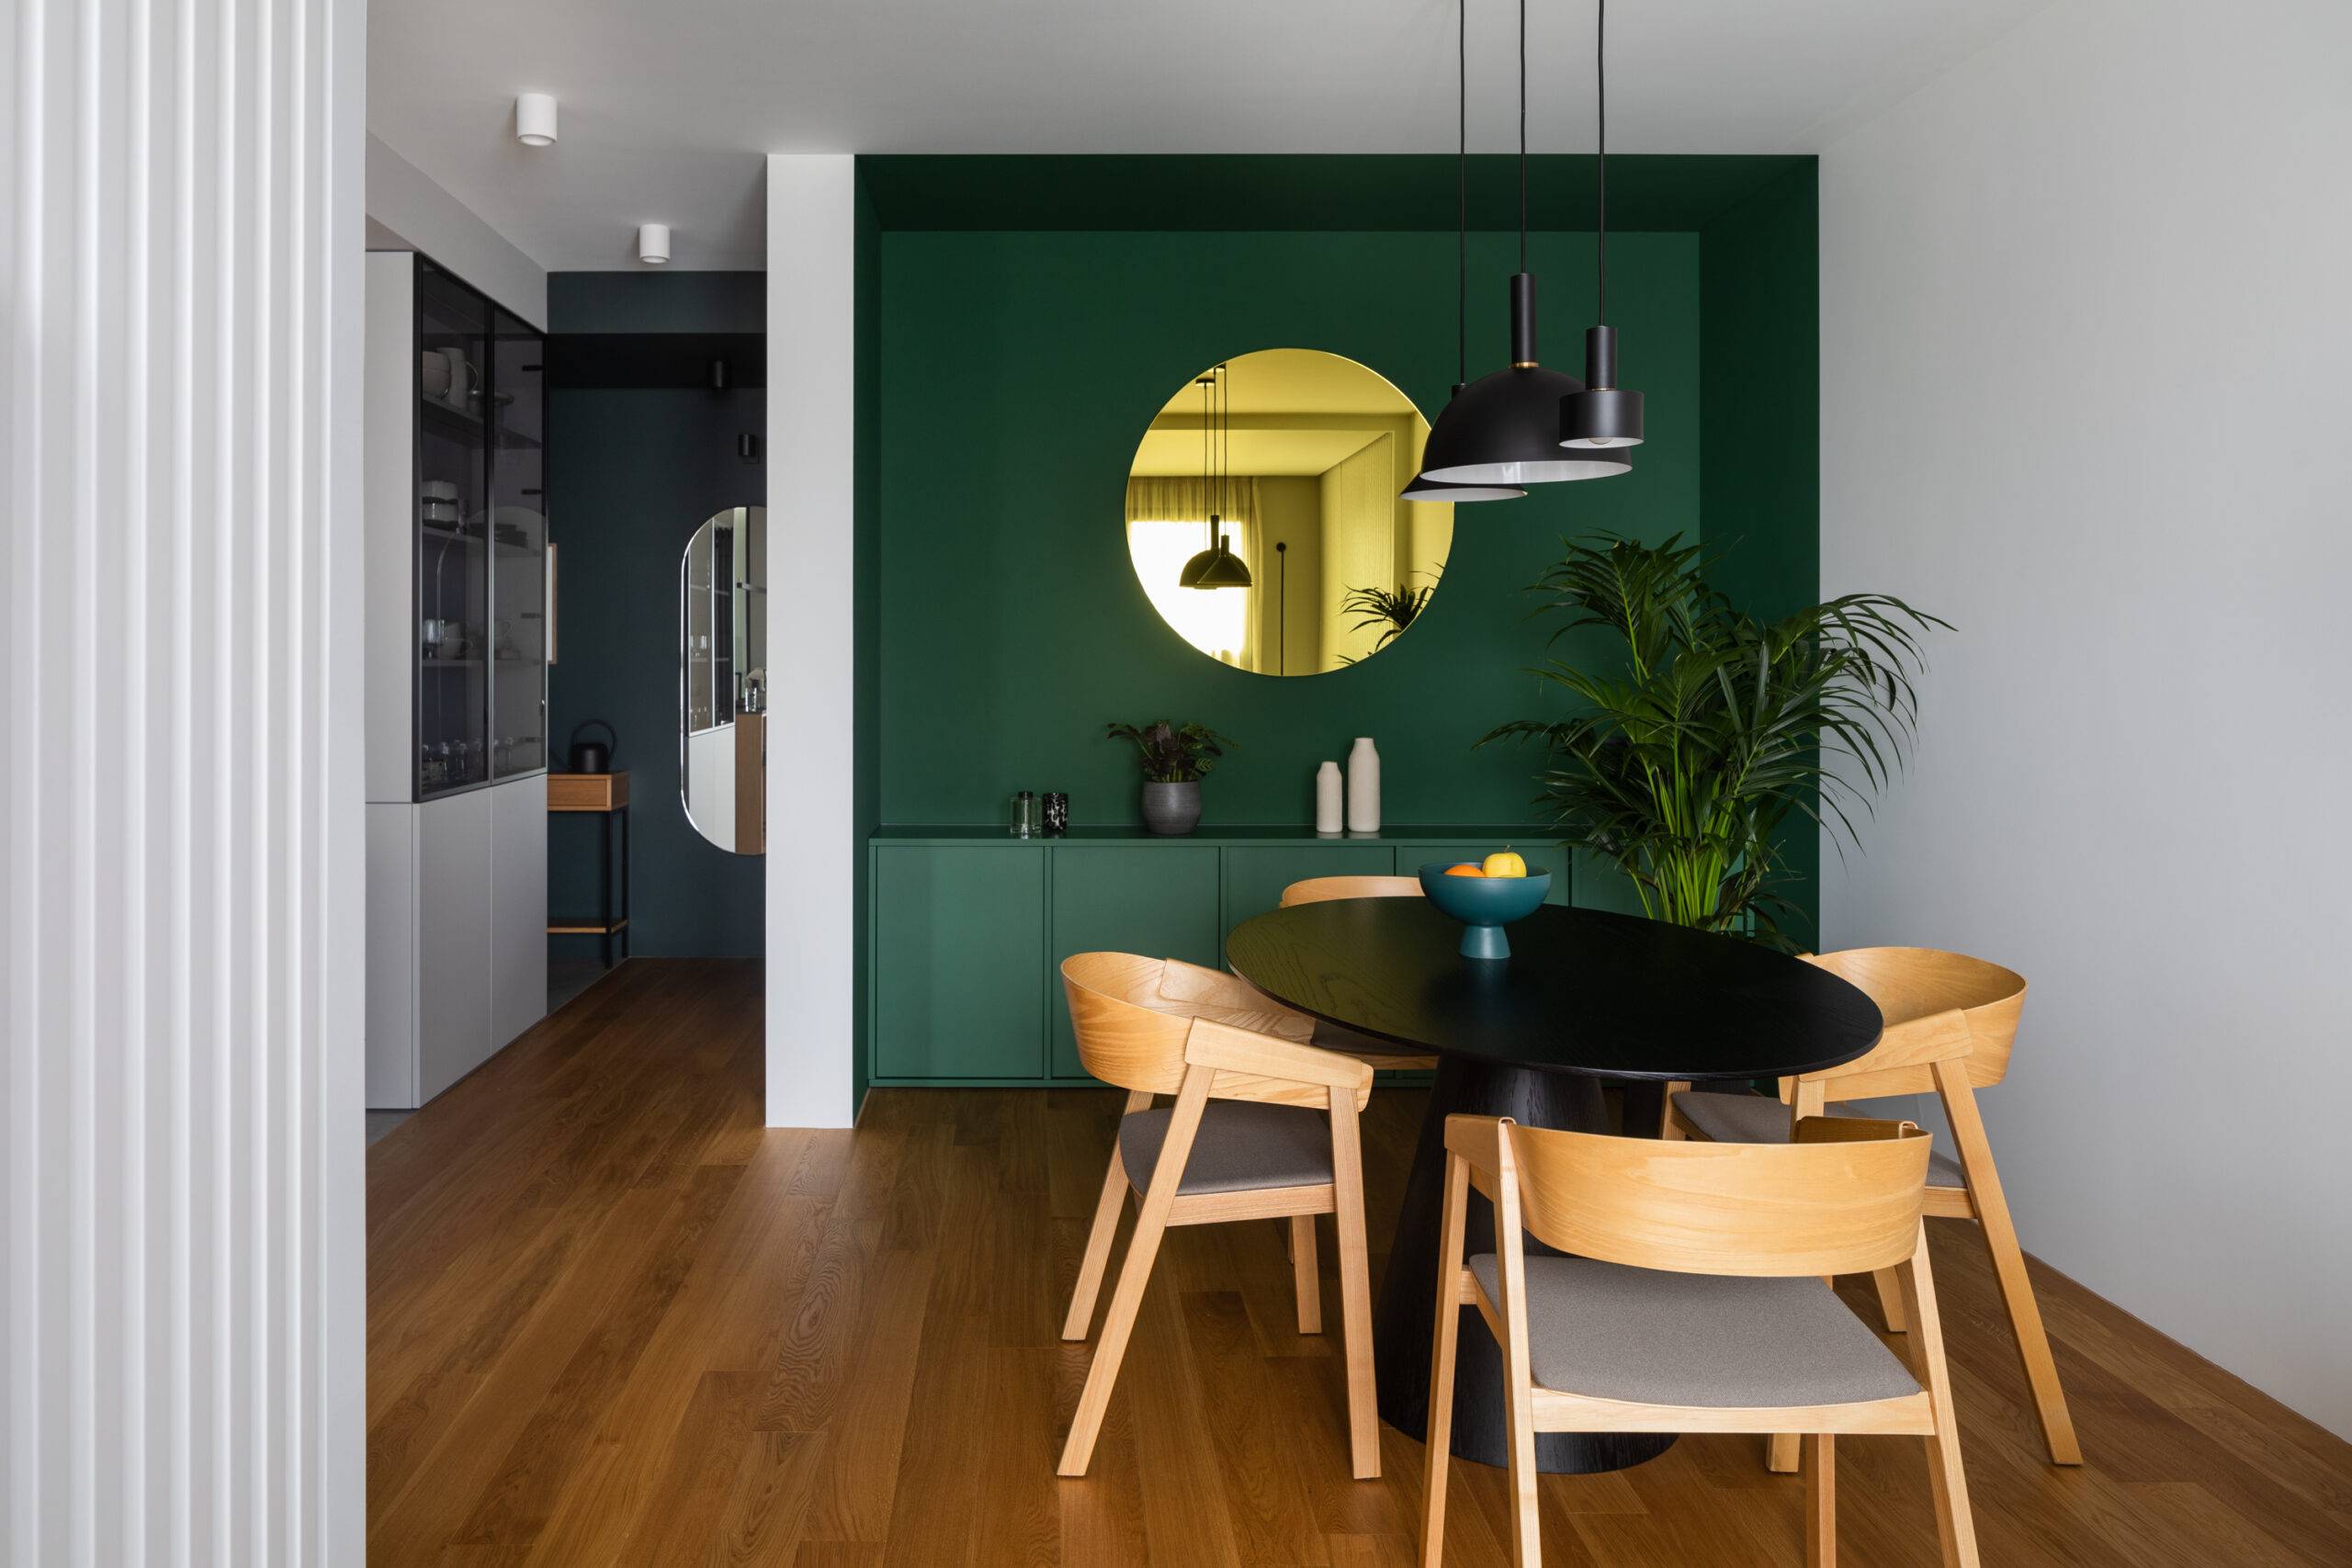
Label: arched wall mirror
xmin=1125 ymin=348 xmax=1453 ymax=675
xmin=679 ymin=505 xmax=766 ymax=854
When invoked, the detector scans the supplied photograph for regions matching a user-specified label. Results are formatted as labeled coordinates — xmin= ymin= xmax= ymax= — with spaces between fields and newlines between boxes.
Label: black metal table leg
xmin=1371 ymin=1054 xmax=1679 ymax=1473
xmin=617 ymin=806 xmax=629 ymax=960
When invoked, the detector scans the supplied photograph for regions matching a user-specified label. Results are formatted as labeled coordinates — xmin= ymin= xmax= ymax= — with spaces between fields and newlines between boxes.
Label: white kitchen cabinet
xmin=490 ymin=773 xmax=550 ymax=1049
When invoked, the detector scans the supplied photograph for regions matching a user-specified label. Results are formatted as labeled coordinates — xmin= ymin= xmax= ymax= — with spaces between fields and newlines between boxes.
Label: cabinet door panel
xmin=366 ymin=806 xmax=419 ymax=1108
xmin=1571 ymin=849 xmax=1648 ymax=916
xmin=490 ymin=775 xmax=548 ymax=1050
xmin=873 ymin=846 xmax=1047 ymax=1080
xmin=1219 ymin=845 xmax=1397 ymax=958
xmin=1049 ymin=845 xmax=1221 ymax=1079
xmin=417 ymin=789 xmax=495 ymax=1102
xmin=1402 ymin=841 xmax=1572 ymax=904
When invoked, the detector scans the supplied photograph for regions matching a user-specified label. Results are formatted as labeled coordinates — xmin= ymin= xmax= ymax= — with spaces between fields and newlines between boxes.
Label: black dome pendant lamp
xmin=1180 ymin=364 xmax=1252 ymax=591
xmin=1561 ymin=0 xmax=1645 ymax=450
xmin=1418 ymin=0 xmax=1630 ymax=488
xmin=1402 ymin=0 xmax=1528 ymax=504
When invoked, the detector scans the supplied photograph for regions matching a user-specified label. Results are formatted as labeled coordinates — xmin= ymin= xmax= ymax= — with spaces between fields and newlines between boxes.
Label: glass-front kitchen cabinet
xmin=410 ymin=256 xmax=548 ymax=798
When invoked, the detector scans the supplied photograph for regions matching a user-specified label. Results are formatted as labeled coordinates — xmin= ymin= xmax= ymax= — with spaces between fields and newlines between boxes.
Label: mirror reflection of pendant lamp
xmin=1560 ymin=0 xmax=1645 ymax=449
xmin=1403 ymin=0 xmax=1528 ymax=503
xmin=1181 ymin=363 xmax=1252 ymax=590
xmin=1416 ymin=0 xmax=1630 ymax=488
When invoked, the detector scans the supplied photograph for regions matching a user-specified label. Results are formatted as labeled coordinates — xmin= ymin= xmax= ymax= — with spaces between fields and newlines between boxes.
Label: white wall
xmin=1820 ymin=0 xmax=2352 ymax=1435
xmin=2 ymin=0 xmax=368 ymax=1560
xmin=367 ymin=132 xmax=547 ymax=328
xmin=763 ymin=154 xmax=858 ymax=1128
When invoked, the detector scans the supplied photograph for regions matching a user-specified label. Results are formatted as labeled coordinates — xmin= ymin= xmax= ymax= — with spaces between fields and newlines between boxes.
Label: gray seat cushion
xmin=1120 ymin=1100 xmax=1334 ymax=1196
xmin=1465 ymin=1254 xmax=1922 ymax=1408
xmin=1673 ymin=1089 xmax=1968 ymax=1189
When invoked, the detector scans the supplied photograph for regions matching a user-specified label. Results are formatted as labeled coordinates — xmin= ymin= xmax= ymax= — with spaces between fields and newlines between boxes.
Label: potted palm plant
xmin=1106 ymin=720 xmax=1236 ymax=836
xmin=1483 ymin=534 xmax=1945 ymax=947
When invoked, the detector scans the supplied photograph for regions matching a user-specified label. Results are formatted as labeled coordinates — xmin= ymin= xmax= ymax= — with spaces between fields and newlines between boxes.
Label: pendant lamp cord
xmin=1595 ymin=0 xmax=1608 ymax=325
xmin=1457 ymin=0 xmax=1467 ymax=386
xmin=1517 ymin=0 xmax=1528 ymax=271
xmin=1201 ymin=376 xmax=1214 ymax=551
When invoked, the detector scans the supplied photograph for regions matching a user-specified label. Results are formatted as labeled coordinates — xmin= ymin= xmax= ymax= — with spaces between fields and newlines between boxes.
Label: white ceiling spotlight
xmin=514 ymin=92 xmax=558 ymax=147
xmin=637 ymin=223 xmax=673 ymax=265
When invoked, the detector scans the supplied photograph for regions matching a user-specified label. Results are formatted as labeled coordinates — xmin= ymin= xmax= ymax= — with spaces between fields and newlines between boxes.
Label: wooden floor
xmin=368 ymin=958 xmax=2352 ymax=1566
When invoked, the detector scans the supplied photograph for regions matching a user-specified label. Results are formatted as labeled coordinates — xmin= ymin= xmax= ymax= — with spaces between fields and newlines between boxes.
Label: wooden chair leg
xmin=1804 ymin=1434 xmax=1836 ymax=1568
xmin=1061 ymin=1090 xmax=1149 ymax=1342
xmin=1896 ymin=1224 xmax=1981 ymax=1568
xmin=1658 ymin=1079 xmax=1691 ymax=1139
xmin=1491 ymin=1142 xmax=1544 ymax=1566
xmin=1765 ymin=1080 xmax=1829 ymax=1473
xmin=1058 ymin=1073 xmax=1207 ymax=1477
xmin=1872 ymin=1267 xmax=1909 ymax=1334
xmin=1936 ymin=1064 xmax=2081 ymax=1465
xmin=1290 ymin=1214 xmax=1322 ymax=1335
xmin=1329 ymin=1096 xmax=1379 ymax=1479
xmin=1418 ymin=1153 xmax=1472 ymax=1568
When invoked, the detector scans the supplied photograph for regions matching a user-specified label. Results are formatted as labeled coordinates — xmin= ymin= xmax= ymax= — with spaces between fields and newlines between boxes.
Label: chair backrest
xmin=1798 ymin=946 xmax=2026 ymax=1098
xmin=1502 ymin=1119 xmax=1930 ymax=1278
xmin=1280 ymin=874 xmax=1424 ymax=907
xmin=1060 ymin=952 xmax=1354 ymax=1106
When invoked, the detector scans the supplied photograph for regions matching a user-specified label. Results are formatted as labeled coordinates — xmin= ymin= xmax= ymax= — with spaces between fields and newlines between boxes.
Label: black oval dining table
xmin=1226 ymin=896 xmax=1884 ymax=1474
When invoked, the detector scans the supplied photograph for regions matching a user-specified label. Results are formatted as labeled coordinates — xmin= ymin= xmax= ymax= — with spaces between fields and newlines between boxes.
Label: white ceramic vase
xmin=1314 ymin=761 xmax=1344 ymax=835
xmin=1346 ymin=738 xmax=1380 ymax=835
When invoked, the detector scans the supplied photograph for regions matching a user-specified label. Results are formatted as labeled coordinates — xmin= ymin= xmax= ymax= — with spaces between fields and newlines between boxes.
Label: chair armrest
xmin=1183 ymin=1017 xmax=1374 ymax=1108
xmin=1793 ymin=1114 xmax=1924 ymax=1145
xmin=1442 ymin=1114 xmax=1510 ymax=1180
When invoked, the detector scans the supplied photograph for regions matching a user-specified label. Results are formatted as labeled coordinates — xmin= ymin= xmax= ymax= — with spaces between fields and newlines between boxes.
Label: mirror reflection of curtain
xmin=1124 ymin=478 xmax=1262 ymax=671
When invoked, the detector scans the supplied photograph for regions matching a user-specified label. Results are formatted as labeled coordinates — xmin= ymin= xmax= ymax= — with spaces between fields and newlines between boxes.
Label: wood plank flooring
xmin=368 ymin=958 xmax=2352 ymax=1565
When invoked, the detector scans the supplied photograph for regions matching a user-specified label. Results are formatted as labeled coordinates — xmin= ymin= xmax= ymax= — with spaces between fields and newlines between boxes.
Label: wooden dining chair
xmin=1276 ymin=875 xmax=1440 ymax=1071
xmin=1057 ymin=951 xmax=1382 ymax=1480
xmin=1662 ymin=946 xmax=2079 ymax=1469
xmin=1420 ymin=1114 xmax=1978 ymax=1568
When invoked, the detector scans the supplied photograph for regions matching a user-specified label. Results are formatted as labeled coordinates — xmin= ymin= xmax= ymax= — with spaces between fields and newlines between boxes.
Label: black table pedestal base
xmin=1373 ymin=1055 xmax=1678 ymax=1474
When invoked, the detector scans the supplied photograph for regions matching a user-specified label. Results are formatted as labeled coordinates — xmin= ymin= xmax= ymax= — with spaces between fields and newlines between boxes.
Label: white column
xmin=0 ymin=0 xmax=368 ymax=1560
xmin=763 ymin=154 xmax=858 ymax=1128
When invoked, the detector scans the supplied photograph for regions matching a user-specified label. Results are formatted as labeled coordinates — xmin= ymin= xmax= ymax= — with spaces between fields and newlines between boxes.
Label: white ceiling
xmin=368 ymin=0 xmax=2054 ymax=272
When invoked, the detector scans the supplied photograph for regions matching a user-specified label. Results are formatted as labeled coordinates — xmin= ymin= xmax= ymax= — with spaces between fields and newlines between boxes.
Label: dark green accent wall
xmin=856 ymin=152 xmax=1821 ymax=953
xmin=1700 ymin=164 xmax=1824 ymax=941
xmin=546 ymin=272 xmax=767 ymax=957
xmin=853 ymin=186 xmax=883 ymax=1111
xmin=874 ymin=227 xmax=1701 ymax=829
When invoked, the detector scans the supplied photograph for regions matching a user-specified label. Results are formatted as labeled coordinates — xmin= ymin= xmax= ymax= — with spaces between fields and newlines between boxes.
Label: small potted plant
xmin=1106 ymin=720 xmax=1236 ymax=836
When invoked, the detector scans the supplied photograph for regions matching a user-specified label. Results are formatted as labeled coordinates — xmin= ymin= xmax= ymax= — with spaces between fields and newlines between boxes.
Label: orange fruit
xmin=1443 ymin=863 xmax=1487 ymax=877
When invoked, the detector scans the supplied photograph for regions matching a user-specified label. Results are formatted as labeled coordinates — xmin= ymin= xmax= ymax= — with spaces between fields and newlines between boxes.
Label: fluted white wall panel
xmin=1 ymin=0 xmax=367 ymax=1561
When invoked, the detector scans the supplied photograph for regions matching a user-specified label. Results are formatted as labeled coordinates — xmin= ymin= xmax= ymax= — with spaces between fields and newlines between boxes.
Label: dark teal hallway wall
xmin=545 ymin=272 xmax=767 ymax=958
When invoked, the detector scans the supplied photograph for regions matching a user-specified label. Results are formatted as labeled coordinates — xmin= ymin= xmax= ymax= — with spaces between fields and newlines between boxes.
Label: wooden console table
xmin=548 ymin=771 xmax=630 ymax=966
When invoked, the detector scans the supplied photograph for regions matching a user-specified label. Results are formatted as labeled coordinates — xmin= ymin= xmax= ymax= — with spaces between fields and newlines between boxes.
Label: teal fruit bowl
xmin=1417 ymin=863 xmax=1552 ymax=959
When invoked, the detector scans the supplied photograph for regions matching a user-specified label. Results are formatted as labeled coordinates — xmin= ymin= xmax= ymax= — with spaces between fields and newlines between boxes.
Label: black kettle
xmin=568 ymin=718 xmax=616 ymax=774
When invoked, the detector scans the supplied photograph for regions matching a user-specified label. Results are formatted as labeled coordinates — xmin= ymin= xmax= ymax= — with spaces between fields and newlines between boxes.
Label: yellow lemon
xmin=1481 ymin=848 xmax=1528 ymax=878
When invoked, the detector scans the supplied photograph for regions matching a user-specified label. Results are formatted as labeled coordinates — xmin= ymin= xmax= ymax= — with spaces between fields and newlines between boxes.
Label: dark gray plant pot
xmin=1140 ymin=780 xmax=1203 ymax=836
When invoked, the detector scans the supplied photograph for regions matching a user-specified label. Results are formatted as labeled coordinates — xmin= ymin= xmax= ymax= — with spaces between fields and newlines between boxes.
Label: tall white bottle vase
xmin=1314 ymin=761 xmax=1344 ymax=836
xmin=1345 ymin=738 xmax=1381 ymax=835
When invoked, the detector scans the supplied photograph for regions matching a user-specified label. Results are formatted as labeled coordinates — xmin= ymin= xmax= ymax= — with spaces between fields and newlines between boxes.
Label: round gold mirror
xmin=1125 ymin=348 xmax=1453 ymax=675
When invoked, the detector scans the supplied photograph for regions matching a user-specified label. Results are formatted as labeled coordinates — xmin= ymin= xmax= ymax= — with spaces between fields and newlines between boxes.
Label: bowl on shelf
xmin=1417 ymin=863 xmax=1552 ymax=959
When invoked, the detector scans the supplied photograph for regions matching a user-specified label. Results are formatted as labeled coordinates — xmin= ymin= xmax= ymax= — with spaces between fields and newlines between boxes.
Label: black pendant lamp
xmin=1180 ymin=364 xmax=1252 ymax=590
xmin=1402 ymin=0 xmax=1527 ymax=504
xmin=1418 ymin=0 xmax=1630 ymax=487
xmin=1561 ymin=0 xmax=1645 ymax=449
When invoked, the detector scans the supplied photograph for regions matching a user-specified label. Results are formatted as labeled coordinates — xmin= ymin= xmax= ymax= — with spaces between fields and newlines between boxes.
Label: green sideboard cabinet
xmin=867 ymin=827 xmax=1584 ymax=1088
xmin=1047 ymin=844 xmax=1222 ymax=1077
xmin=871 ymin=843 xmax=1048 ymax=1079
